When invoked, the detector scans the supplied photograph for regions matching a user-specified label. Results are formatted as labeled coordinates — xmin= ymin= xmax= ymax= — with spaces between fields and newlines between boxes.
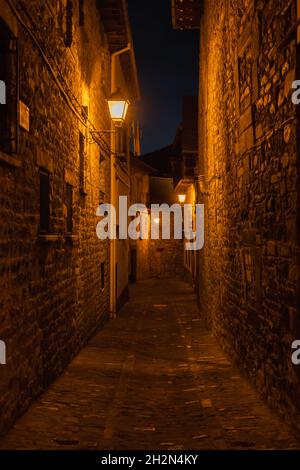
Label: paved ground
xmin=0 ymin=279 xmax=299 ymax=450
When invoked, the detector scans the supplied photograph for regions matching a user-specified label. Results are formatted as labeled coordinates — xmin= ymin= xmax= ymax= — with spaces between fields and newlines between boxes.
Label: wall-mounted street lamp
xmin=107 ymin=88 xmax=129 ymax=126
xmin=91 ymin=88 xmax=129 ymax=146
xmin=178 ymin=194 xmax=186 ymax=204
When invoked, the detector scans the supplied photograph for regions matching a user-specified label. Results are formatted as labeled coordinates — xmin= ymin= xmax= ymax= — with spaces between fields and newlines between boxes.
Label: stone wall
xmin=0 ymin=0 xmax=111 ymax=435
xmin=130 ymin=166 xmax=184 ymax=281
xmin=198 ymin=0 xmax=300 ymax=429
xmin=149 ymin=238 xmax=184 ymax=280
xmin=130 ymin=227 xmax=184 ymax=281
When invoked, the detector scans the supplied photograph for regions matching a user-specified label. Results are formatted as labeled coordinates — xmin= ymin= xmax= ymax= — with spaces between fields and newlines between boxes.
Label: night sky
xmin=128 ymin=0 xmax=199 ymax=155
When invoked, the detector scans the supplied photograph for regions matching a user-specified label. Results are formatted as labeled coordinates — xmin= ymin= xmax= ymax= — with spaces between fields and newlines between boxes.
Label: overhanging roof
xmin=131 ymin=156 xmax=156 ymax=174
xmin=141 ymin=144 xmax=181 ymax=178
xmin=174 ymin=178 xmax=194 ymax=194
xmin=171 ymin=0 xmax=203 ymax=30
xmin=97 ymin=0 xmax=140 ymax=101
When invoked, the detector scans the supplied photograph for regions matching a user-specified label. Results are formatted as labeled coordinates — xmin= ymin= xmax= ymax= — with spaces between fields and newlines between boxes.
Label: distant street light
xmin=178 ymin=194 xmax=186 ymax=204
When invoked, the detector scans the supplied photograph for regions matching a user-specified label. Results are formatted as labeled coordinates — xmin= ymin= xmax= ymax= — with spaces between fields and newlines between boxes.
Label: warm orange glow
xmin=108 ymin=100 xmax=129 ymax=122
xmin=107 ymin=88 xmax=129 ymax=123
xmin=178 ymin=194 xmax=186 ymax=203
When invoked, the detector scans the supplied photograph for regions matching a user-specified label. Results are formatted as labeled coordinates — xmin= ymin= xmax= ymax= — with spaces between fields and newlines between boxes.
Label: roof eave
xmin=171 ymin=0 xmax=202 ymax=30
xmin=98 ymin=0 xmax=140 ymax=102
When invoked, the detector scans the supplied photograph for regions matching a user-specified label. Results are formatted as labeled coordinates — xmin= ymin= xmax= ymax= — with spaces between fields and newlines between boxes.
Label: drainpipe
xmin=111 ymin=44 xmax=131 ymax=93
xmin=110 ymin=44 xmax=131 ymax=317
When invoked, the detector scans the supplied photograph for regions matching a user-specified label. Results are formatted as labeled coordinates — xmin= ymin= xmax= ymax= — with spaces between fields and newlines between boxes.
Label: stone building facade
xmin=148 ymin=176 xmax=185 ymax=280
xmin=173 ymin=0 xmax=300 ymax=429
xmin=0 ymin=0 xmax=139 ymax=435
xmin=148 ymin=236 xmax=184 ymax=280
xmin=130 ymin=158 xmax=184 ymax=282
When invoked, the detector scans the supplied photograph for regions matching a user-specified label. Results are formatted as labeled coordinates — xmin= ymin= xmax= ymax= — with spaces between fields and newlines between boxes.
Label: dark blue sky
xmin=128 ymin=0 xmax=199 ymax=155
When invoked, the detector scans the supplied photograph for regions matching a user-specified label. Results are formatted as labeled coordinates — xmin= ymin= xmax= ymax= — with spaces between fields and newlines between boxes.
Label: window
xmin=79 ymin=131 xmax=85 ymax=192
xmin=66 ymin=183 xmax=73 ymax=233
xmin=0 ymin=18 xmax=18 ymax=154
xmin=40 ymin=170 xmax=50 ymax=233
xmin=64 ymin=1 xmax=73 ymax=47
xmin=79 ymin=0 xmax=84 ymax=27
xmin=101 ymin=262 xmax=105 ymax=290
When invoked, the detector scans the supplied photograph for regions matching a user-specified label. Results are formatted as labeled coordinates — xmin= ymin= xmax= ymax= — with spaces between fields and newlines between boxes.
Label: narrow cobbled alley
xmin=1 ymin=280 xmax=299 ymax=451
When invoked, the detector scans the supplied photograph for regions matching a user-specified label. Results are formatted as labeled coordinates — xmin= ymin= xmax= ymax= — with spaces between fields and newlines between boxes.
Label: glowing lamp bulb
xmin=107 ymin=88 xmax=129 ymax=124
xmin=178 ymin=194 xmax=186 ymax=204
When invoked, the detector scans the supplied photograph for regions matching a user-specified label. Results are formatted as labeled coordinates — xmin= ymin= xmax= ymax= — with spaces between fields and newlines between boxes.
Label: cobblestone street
xmin=1 ymin=279 xmax=299 ymax=450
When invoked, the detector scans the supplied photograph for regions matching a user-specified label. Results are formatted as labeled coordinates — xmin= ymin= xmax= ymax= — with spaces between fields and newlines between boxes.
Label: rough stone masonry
xmin=0 ymin=0 xmax=111 ymax=435
xmin=198 ymin=0 xmax=300 ymax=431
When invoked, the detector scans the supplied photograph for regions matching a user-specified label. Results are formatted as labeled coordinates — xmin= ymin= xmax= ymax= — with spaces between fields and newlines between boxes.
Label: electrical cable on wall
xmin=6 ymin=0 xmax=112 ymax=158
